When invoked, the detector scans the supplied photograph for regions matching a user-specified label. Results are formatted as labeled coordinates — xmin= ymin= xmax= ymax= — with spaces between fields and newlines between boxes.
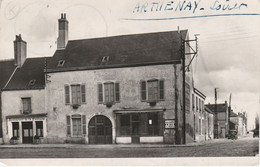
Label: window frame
xmin=21 ymin=97 xmax=32 ymax=114
xmin=65 ymin=84 xmax=86 ymax=106
xmin=98 ymin=82 xmax=120 ymax=104
xmin=140 ymin=79 xmax=165 ymax=102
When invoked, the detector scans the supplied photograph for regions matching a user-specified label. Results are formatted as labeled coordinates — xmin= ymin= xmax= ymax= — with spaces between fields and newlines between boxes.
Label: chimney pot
xmin=64 ymin=13 xmax=66 ymax=19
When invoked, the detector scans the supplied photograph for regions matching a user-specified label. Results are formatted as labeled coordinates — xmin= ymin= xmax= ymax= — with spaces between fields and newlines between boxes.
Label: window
xmin=64 ymin=84 xmax=86 ymax=105
xmin=196 ymin=97 xmax=198 ymax=111
xmin=22 ymin=98 xmax=31 ymax=114
xmin=28 ymin=80 xmax=36 ymax=86
xmin=36 ymin=121 xmax=43 ymax=137
xmin=117 ymin=112 xmax=163 ymax=137
xmin=140 ymin=79 xmax=164 ymax=102
xmin=72 ymin=117 xmax=82 ymax=136
xmin=98 ymin=82 xmax=120 ymax=104
xmin=12 ymin=122 xmax=19 ymax=137
xmin=66 ymin=115 xmax=86 ymax=136
xmin=57 ymin=60 xmax=65 ymax=67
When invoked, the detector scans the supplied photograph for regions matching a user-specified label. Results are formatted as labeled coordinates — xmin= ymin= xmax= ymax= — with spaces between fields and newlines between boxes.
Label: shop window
xmin=98 ymin=82 xmax=120 ymax=104
xmin=36 ymin=121 xmax=43 ymax=137
xmin=12 ymin=122 xmax=19 ymax=137
xmin=22 ymin=98 xmax=31 ymax=114
xmin=140 ymin=79 xmax=164 ymax=102
xmin=65 ymin=84 xmax=86 ymax=106
xmin=120 ymin=114 xmax=131 ymax=136
xmin=117 ymin=112 xmax=163 ymax=137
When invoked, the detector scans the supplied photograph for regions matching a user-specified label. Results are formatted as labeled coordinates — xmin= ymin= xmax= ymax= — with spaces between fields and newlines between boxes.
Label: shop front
xmin=114 ymin=110 xmax=164 ymax=144
xmin=6 ymin=113 xmax=47 ymax=144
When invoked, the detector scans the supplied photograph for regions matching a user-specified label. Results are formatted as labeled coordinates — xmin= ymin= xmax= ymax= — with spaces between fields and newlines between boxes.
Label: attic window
xmin=28 ymin=80 xmax=36 ymax=86
xmin=101 ymin=56 xmax=109 ymax=63
xmin=57 ymin=60 xmax=65 ymax=67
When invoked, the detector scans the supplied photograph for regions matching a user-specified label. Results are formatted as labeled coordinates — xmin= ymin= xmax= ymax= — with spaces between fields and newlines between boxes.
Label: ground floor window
xmin=116 ymin=112 xmax=163 ymax=137
xmin=36 ymin=121 xmax=43 ymax=137
xmin=72 ymin=117 xmax=82 ymax=136
xmin=12 ymin=122 xmax=19 ymax=137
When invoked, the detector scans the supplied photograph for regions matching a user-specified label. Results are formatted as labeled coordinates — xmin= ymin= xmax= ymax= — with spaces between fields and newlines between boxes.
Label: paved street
xmin=0 ymin=136 xmax=258 ymax=158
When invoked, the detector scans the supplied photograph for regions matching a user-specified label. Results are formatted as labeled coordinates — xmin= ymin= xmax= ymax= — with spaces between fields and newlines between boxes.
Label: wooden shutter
xmin=140 ymin=80 xmax=146 ymax=101
xmin=65 ymin=85 xmax=70 ymax=105
xmin=66 ymin=115 xmax=71 ymax=135
xmin=98 ymin=84 xmax=103 ymax=103
xmin=158 ymin=112 xmax=164 ymax=136
xmin=82 ymin=115 xmax=86 ymax=135
xmin=81 ymin=85 xmax=86 ymax=103
xmin=159 ymin=80 xmax=164 ymax=100
xmin=115 ymin=83 xmax=120 ymax=102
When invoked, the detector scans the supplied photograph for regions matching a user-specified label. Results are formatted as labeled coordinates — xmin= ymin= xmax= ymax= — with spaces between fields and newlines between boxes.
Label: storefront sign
xmin=165 ymin=119 xmax=175 ymax=129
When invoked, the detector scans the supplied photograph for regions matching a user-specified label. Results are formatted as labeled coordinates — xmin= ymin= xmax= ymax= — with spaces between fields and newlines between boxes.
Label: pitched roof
xmin=230 ymin=111 xmax=238 ymax=117
xmin=205 ymin=103 xmax=228 ymax=113
xmin=0 ymin=59 xmax=16 ymax=90
xmin=47 ymin=30 xmax=188 ymax=72
xmin=3 ymin=57 xmax=48 ymax=90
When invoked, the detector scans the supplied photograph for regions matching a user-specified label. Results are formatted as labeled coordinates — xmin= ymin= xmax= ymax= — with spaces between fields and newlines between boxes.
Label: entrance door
xmin=88 ymin=115 xmax=112 ymax=144
xmin=220 ymin=127 xmax=225 ymax=138
xmin=131 ymin=114 xmax=140 ymax=144
xmin=22 ymin=122 xmax=33 ymax=144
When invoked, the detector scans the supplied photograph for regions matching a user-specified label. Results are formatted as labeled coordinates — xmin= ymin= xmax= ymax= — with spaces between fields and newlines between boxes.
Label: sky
xmin=0 ymin=0 xmax=259 ymax=129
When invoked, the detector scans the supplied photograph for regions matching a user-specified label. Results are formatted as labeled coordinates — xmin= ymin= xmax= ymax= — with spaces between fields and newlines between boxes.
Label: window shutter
xmin=81 ymin=85 xmax=86 ymax=103
xmin=66 ymin=115 xmax=71 ymax=135
xmin=159 ymin=80 xmax=164 ymax=100
xmin=98 ymin=84 xmax=103 ymax=103
xmin=115 ymin=83 xmax=120 ymax=102
xmin=141 ymin=81 xmax=146 ymax=101
xmin=65 ymin=85 xmax=70 ymax=104
xmin=82 ymin=115 xmax=86 ymax=135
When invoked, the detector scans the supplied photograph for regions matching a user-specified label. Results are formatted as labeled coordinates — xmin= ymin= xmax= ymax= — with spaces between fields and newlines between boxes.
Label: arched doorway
xmin=88 ymin=115 xmax=112 ymax=144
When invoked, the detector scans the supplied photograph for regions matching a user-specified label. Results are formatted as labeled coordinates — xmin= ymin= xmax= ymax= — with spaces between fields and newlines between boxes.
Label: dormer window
xmin=57 ymin=60 xmax=65 ymax=67
xmin=101 ymin=56 xmax=109 ymax=63
xmin=28 ymin=80 xmax=36 ymax=86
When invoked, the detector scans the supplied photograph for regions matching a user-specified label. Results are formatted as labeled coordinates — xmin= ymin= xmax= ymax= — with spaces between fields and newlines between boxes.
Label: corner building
xmin=45 ymin=14 xmax=191 ymax=144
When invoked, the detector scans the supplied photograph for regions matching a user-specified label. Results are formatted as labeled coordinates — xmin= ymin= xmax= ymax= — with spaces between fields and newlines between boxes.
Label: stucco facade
xmin=1 ymin=89 xmax=47 ymax=144
xmin=45 ymin=64 xmax=183 ymax=144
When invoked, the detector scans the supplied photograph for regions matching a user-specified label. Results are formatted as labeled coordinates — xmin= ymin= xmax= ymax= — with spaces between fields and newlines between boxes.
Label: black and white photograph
xmin=0 ymin=0 xmax=259 ymax=166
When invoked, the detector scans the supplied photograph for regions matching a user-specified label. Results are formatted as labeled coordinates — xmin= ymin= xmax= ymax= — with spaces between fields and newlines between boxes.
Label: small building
xmin=188 ymin=88 xmax=214 ymax=142
xmin=1 ymin=35 xmax=49 ymax=144
xmin=230 ymin=111 xmax=247 ymax=136
xmin=206 ymin=101 xmax=229 ymax=138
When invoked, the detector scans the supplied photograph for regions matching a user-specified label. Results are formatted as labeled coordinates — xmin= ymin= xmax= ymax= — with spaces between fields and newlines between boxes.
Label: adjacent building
xmin=206 ymin=101 xmax=229 ymax=138
xmin=230 ymin=111 xmax=247 ymax=136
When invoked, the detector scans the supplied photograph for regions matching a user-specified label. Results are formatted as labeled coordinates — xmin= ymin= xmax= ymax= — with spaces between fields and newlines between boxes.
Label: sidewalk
xmin=1 ymin=136 xmax=249 ymax=149
xmin=0 ymin=141 xmax=207 ymax=149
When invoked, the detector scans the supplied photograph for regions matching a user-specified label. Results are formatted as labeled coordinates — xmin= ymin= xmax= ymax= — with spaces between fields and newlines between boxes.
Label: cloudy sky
xmin=0 ymin=0 xmax=259 ymax=129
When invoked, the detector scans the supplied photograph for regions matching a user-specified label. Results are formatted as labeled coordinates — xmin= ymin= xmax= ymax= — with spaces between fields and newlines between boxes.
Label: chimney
xmin=14 ymin=34 xmax=27 ymax=67
xmin=57 ymin=13 xmax=69 ymax=49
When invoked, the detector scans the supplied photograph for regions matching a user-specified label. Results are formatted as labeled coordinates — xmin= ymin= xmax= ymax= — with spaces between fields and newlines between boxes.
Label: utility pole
xmin=180 ymin=31 xmax=199 ymax=144
xmin=214 ymin=88 xmax=219 ymax=138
